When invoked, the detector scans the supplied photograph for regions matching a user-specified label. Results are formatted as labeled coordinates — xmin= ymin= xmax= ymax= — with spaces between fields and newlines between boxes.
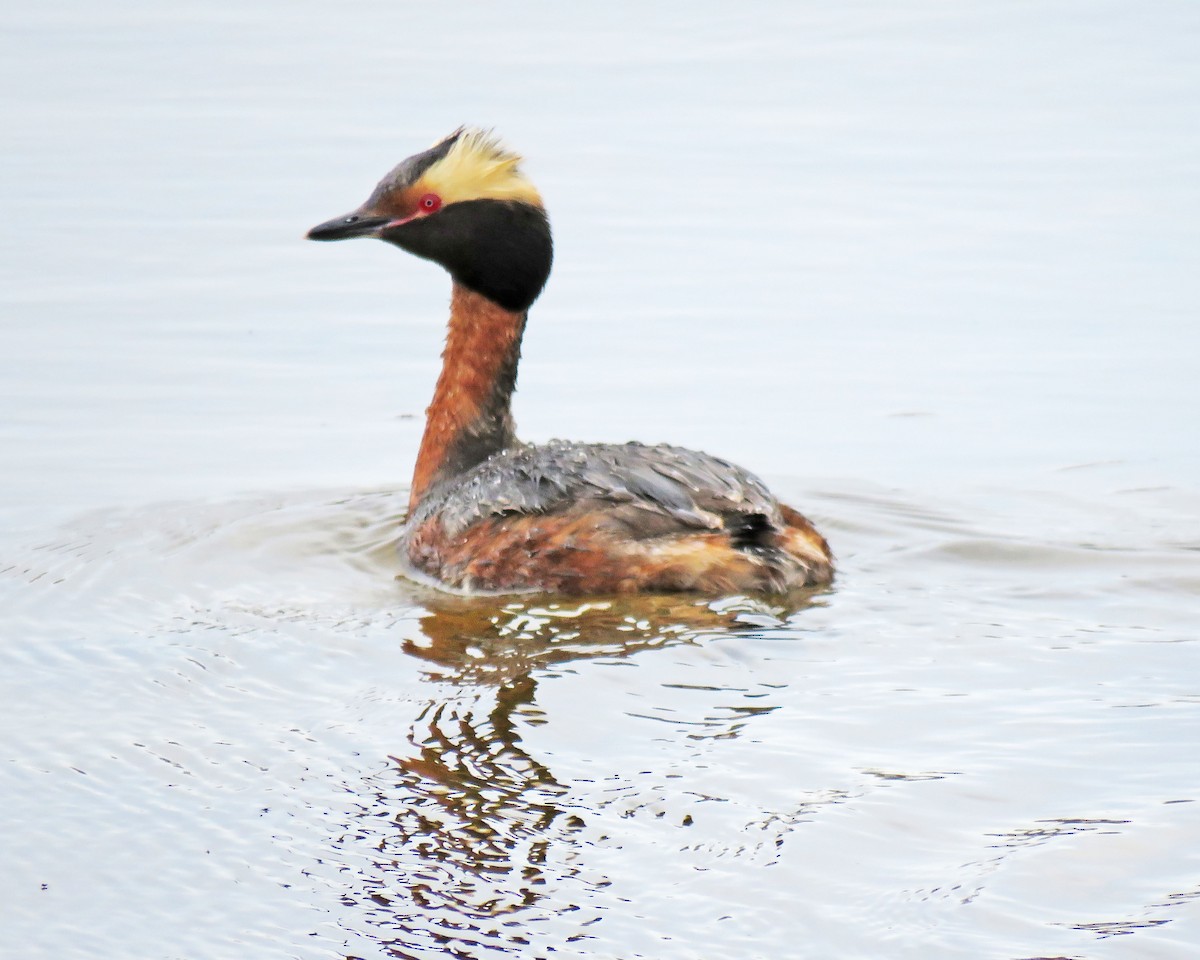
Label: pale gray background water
xmin=2 ymin=2 xmax=1199 ymax=958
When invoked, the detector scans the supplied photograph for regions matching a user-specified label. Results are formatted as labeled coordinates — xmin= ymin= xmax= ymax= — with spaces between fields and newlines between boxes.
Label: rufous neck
xmin=408 ymin=284 xmax=526 ymax=510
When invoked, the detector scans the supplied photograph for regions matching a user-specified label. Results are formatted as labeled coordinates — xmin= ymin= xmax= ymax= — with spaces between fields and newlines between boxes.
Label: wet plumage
xmin=409 ymin=441 xmax=778 ymax=540
xmin=308 ymin=129 xmax=833 ymax=595
xmin=400 ymin=440 xmax=831 ymax=595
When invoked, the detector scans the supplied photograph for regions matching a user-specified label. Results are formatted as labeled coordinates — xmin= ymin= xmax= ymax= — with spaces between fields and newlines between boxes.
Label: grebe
xmin=308 ymin=129 xmax=833 ymax=595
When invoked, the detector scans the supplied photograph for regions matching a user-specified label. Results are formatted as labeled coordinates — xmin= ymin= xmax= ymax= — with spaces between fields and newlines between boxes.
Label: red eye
xmin=419 ymin=193 xmax=442 ymax=213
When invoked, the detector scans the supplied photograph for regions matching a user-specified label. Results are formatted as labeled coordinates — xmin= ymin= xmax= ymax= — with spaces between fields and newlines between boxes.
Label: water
xmin=2 ymin=2 xmax=1199 ymax=958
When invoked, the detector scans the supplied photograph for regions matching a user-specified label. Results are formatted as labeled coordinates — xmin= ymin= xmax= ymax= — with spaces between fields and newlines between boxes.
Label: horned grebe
xmin=308 ymin=129 xmax=832 ymax=595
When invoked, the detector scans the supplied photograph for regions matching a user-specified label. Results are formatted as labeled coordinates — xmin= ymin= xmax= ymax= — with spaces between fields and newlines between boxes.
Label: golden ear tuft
xmin=419 ymin=128 xmax=543 ymax=207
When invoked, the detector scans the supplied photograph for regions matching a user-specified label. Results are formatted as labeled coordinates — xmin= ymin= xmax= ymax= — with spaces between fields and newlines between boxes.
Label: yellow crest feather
xmin=418 ymin=129 xmax=543 ymax=207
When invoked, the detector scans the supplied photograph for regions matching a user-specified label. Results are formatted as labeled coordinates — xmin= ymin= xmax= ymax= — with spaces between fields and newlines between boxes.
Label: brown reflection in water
xmin=339 ymin=680 xmax=578 ymax=958
xmin=333 ymin=590 xmax=823 ymax=957
xmin=403 ymin=591 xmax=811 ymax=684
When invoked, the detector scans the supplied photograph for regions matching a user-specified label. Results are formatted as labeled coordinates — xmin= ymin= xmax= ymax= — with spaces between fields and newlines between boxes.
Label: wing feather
xmin=408 ymin=440 xmax=783 ymax=540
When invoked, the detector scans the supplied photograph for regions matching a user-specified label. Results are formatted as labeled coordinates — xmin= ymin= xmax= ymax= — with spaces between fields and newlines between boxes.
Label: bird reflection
xmin=332 ymin=590 xmax=823 ymax=957
xmin=402 ymin=590 xmax=809 ymax=685
xmin=342 ymin=683 xmax=575 ymax=957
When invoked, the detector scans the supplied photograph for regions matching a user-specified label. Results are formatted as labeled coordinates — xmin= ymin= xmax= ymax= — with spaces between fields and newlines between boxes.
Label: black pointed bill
xmin=306 ymin=212 xmax=392 ymax=241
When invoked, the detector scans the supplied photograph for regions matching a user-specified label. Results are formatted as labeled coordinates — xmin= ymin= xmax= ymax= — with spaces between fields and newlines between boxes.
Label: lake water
xmin=2 ymin=2 xmax=1199 ymax=958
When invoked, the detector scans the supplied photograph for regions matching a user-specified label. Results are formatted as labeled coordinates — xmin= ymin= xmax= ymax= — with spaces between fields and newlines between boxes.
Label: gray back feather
xmin=406 ymin=440 xmax=782 ymax=538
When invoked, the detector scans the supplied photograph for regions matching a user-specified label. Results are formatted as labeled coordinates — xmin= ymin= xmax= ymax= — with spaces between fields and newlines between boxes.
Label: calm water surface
xmin=2 ymin=2 xmax=1199 ymax=958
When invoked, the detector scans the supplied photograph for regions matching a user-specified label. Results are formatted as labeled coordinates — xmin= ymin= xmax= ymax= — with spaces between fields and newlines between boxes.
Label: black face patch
xmin=382 ymin=199 xmax=553 ymax=313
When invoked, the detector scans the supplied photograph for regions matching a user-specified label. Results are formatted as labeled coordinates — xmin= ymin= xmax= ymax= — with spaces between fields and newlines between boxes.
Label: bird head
xmin=308 ymin=128 xmax=553 ymax=313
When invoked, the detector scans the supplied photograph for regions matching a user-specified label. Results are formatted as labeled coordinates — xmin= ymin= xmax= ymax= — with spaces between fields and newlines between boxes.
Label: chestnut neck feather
xmin=409 ymin=283 xmax=526 ymax=510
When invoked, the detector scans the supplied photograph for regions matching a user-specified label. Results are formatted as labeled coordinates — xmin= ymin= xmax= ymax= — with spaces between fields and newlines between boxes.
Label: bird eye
xmin=419 ymin=193 xmax=442 ymax=213
xmin=343 ymin=215 xmax=359 ymax=223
